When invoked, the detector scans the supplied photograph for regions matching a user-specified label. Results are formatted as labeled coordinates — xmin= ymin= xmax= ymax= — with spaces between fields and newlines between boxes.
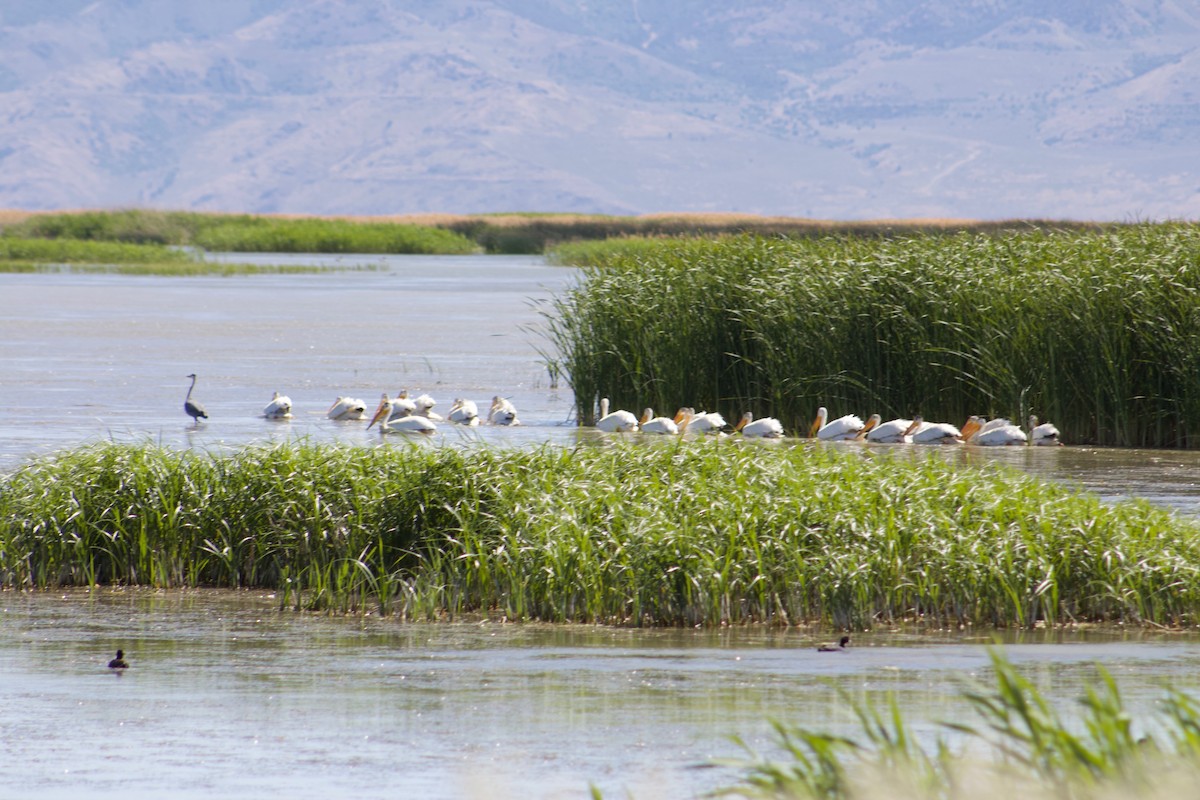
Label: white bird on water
xmin=903 ymin=415 xmax=965 ymax=444
xmin=447 ymin=398 xmax=481 ymax=426
xmin=595 ymin=398 xmax=639 ymax=432
xmin=676 ymin=407 xmax=727 ymax=434
xmin=962 ymin=416 xmax=1027 ymax=446
xmin=859 ymin=414 xmax=912 ymax=443
xmin=326 ymin=396 xmax=366 ymax=420
xmin=262 ymin=391 xmax=292 ymax=419
xmin=368 ymin=395 xmax=437 ymax=435
xmin=809 ymin=407 xmax=866 ymax=441
xmin=1029 ymin=415 xmax=1063 ymax=446
xmin=413 ymin=393 xmax=443 ymax=421
xmin=639 ymin=407 xmax=678 ymax=435
xmin=489 ymin=396 xmax=520 ymax=426
xmin=385 ymin=391 xmax=418 ymax=420
xmin=734 ymin=411 xmax=783 ymax=439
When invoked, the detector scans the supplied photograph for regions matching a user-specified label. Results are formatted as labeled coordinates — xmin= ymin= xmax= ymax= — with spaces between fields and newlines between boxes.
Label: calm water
xmin=6 ymin=590 xmax=1200 ymax=800
xmin=6 ymin=255 xmax=1200 ymax=798
xmin=5 ymin=255 xmax=1200 ymax=515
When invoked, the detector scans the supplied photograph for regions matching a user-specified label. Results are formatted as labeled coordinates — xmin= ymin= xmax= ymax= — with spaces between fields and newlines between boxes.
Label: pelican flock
xmin=180 ymin=378 xmax=1063 ymax=448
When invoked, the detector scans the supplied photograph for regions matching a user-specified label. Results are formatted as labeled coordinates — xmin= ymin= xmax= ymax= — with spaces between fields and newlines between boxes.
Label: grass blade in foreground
xmin=718 ymin=649 xmax=1200 ymax=800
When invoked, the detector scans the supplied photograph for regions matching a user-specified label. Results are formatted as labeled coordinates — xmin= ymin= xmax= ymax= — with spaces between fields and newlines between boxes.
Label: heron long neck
xmin=186 ymin=375 xmax=196 ymax=400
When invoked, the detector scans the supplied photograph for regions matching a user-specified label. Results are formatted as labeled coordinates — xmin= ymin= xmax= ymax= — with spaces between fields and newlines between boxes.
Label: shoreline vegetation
xmin=547 ymin=224 xmax=1200 ymax=449
xmin=717 ymin=649 xmax=1200 ymax=800
xmin=0 ymin=207 xmax=1117 ymax=262
xmin=2 ymin=440 xmax=1197 ymax=628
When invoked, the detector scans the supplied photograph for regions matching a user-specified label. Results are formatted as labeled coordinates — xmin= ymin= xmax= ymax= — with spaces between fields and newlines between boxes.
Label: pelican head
xmin=808 ymin=407 xmax=828 ymax=438
xmin=902 ymin=415 xmax=924 ymax=437
xmin=367 ymin=395 xmax=392 ymax=429
xmin=858 ymin=413 xmax=882 ymax=439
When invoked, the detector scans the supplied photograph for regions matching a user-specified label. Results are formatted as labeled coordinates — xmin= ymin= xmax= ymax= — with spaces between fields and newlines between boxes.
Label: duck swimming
xmin=817 ymin=636 xmax=850 ymax=652
xmin=108 ymin=649 xmax=129 ymax=669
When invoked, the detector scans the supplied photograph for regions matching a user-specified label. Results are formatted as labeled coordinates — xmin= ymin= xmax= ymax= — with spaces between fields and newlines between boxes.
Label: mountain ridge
xmin=0 ymin=0 xmax=1196 ymax=219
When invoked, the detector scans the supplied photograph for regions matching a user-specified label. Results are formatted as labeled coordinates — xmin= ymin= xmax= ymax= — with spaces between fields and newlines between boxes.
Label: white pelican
xmin=860 ymin=414 xmax=913 ymax=443
xmin=184 ymin=373 xmax=208 ymax=423
xmin=676 ymin=407 xmax=726 ymax=434
xmin=639 ymin=407 xmax=679 ymax=435
xmin=962 ymin=415 xmax=1027 ymax=446
xmin=903 ymin=415 xmax=964 ymax=444
xmin=489 ymin=395 xmax=520 ymax=426
xmin=809 ymin=407 xmax=866 ymax=441
xmin=386 ymin=391 xmax=418 ymax=420
xmin=734 ymin=411 xmax=784 ymax=439
xmin=326 ymin=396 xmax=366 ymax=420
xmin=368 ymin=396 xmax=437 ymax=434
xmin=447 ymin=398 xmax=481 ymax=426
xmin=413 ymin=393 xmax=443 ymax=421
xmin=1029 ymin=415 xmax=1063 ymax=446
xmin=262 ymin=391 xmax=293 ymax=419
xmin=596 ymin=398 xmax=639 ymax=432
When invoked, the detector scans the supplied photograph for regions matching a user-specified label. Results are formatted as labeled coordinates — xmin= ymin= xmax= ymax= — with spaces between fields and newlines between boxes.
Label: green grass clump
xmin=4 ymin=209 xmax=198 ymax=245
xmin=3 ymin=210 xmax=479 ymax=255
xmin=2 ymin=440 xmax=1198 ymax=626
xmin=188 ymin=217 xmax=478 ymax=254
xmin=548 ymin=225 xmax=1200 ymax=448
xmin=546 ymin=236 xmax=676 ymax=266
xmin=0 ymin=236 xmax=196 ymax=265
xmin=722 ymin=649 xmax=1200 ymax=800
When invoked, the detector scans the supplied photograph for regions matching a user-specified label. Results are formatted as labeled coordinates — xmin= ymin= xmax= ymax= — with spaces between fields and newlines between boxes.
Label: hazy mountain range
xmin=1 ymin=0 xmax=1197 ymax=220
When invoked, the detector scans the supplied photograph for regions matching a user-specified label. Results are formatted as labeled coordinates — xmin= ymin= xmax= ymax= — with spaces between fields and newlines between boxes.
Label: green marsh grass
xmin=3 ymin=440 xmax=1199 ymax=626
xmin=548 ymin=225 xmax=1200 ymax=448
xmin=720 ymin=649 xmax=1200 ymax=800
xmin=3 ymin=210 xmax=478 ymax=255
xmin=0 ymin=236 xmax=196 ymax=265
xmin=3 ymin=209 xmax=1108 ymax=254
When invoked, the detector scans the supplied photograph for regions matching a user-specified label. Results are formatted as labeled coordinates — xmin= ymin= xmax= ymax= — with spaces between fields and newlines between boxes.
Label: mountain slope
xmin=0 ymin=0 xmax=1196 ymax=219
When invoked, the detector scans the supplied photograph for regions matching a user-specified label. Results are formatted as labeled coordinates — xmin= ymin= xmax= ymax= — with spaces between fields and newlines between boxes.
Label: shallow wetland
xmin=5 ymin=254 xmax=1200 ymax=798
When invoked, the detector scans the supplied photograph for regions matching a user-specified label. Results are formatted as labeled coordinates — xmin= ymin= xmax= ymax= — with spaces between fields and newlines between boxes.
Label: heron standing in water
xmin=184 ymin=373 xmax=208 ymax=423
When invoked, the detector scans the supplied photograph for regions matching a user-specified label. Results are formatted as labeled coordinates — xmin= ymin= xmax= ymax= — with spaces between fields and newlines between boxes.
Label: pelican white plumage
xmin=1028 ymin=415 xmax=1063 ymax=446
xmin=676 ymin=407 xmax=727 ymax=434
xmin=368 ymin=396 xmax=437 ymax=434
xmin=639 ymin=407 xmax=679 ymax=435
xmin=413 ymin=393 xmax=443 ymax=421
xmin=263 ymin=391 xmax=293 ymax=419
xmin=447 ymin=398 xmax=481 ymax=426
xmin=860 ymin=414 xmax=913 ymax=443
xmin=386 ymin=391 xmax=418 ymax=420
xmin=809 ymin=407 xmax=866 ymax=441
xmin=596 ymin=398 xmax=639 ymax=432
xmin=326 ymin=396 xmax=366 ymax=420
xmin=734 ymin=411 xmax=784 ymax=439
xmin=489 ymin=395 xmax=520 ymax=425
xmin=903 ymin=415 xmax=964 ymax=444
xmin=962 ymin=416 xmax=1027 ymax=446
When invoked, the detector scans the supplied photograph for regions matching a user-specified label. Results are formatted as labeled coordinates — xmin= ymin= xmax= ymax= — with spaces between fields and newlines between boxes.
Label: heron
xmin=184 ymin=373 xmax=208 ymax=423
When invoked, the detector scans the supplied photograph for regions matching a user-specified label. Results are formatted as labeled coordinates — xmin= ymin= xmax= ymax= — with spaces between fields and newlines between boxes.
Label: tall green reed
xmin=548 ymin=226 xmax=1200 ymax=447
